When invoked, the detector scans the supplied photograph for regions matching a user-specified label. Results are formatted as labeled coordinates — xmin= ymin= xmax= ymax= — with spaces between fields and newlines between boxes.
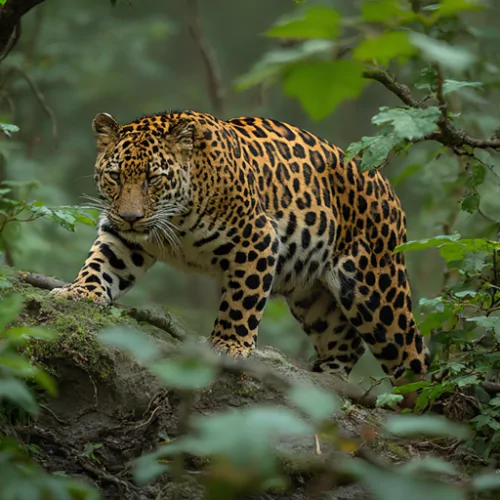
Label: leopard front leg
xmin=209 ymin=224 xmax=279 ymax=358
xmin=51 ymin=224 xmax=156 ymax=305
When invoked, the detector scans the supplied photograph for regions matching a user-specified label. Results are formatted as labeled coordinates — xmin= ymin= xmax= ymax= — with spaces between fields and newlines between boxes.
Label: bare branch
xmin=187 ymin=0 xmax=226 ymax=115
xmin=18 ymin=271 xmax=66 ymax=290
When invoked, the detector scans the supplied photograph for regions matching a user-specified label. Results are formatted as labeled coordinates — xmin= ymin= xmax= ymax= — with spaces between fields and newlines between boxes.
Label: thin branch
xmin=362 ymin=68 xmax=419 ymax=107
xmin=19 ymin=271 xmax=67 ymax=290
xmin=187 ymin=0 xmax=226 ymax=116
xmin=14 ymin=67 xmax=58 ymax=143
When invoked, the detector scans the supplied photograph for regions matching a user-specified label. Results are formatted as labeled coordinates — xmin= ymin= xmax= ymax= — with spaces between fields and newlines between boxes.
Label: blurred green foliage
xmin=0 ymin=294 xmax=98 ymax=498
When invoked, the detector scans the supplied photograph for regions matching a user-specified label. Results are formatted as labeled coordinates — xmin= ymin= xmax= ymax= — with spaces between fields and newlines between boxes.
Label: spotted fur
xmin=51 ymin=110 xmax=430 ymax=385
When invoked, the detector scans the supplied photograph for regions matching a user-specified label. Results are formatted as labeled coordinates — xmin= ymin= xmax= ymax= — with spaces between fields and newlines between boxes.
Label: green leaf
xmin=399 ymin=457 xmax=458 ymax=476
xmin=361 ymin=0 xmax=415 ymax=23
xmin=443 ymin=80 xmax=483 ymax=95
xmin=283 ymin=60 xmax=366 ymax=120
xmin=3 ymin=326 xmax=57 ymax=343
xmin=287 ymin=382 xmax=339 ymax=423
xmin=150 ymin=357 xmax=217 ymax=390
xmin=393 ymin=381 xmax=431 ymax=394
xmin=132 ymin=448 xmax=169 ymax=486
xmin=466 ymin=316 xmax=500 ymax=339
xmin=471 ymin=413 xmax=500 ymax=431
xmin=376 ymin=393 xmax=403 ymax=409
xmin=395 ymin=234 xmax=461 ymax=253
xmin=409 ymin=33 xmax=476 ymax=72
xmin=437 ymin=0 xmax=484 ymax=18
xmin=473 ymin=472 xmax=500 ymax=492
xmin=266 ymin=6 xmax=340 ymax=40
xmin=345 ymin=132 xmax=400 ymax=170
xmin=0 ymin=295 xmax=23 ymax=331
xmin=98 ymin=327 xmax=160 ymax=363
xmin=234 ymin=40 xmax=334 ymax=90
xmin=0 ymin=378 xmax=39 ymax=415
xmin=354 ymin=31 xmax=417 ymax=65
xmin=372 ymin=106 xmax=441 ymax=140
xmin=460 ymin=193 xmax=480 ymax=214
xmin=0 ymin=123 xmax=20 ymax=137
xmin=343 ymin=459 xmax=466 ymax=500
xmin=383 ymin=415 xmax=470 ymax=440
xmin=172 ymin=405 xmax=313 ymax=469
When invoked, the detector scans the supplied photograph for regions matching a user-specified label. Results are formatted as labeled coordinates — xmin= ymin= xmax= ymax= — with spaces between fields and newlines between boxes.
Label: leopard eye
xmin=109 ymin=171 xmax=121 ymax=184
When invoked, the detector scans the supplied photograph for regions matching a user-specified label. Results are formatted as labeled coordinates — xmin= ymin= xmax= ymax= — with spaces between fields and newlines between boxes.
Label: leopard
xmin=51 ymin=110 xmax=430 ymax=390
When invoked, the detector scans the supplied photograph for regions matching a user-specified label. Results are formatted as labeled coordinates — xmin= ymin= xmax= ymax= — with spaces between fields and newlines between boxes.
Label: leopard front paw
xmin=209 ymin=337 xmax=254 ymax=359
xmin=50 ymin=285 xmax=110 ymax=306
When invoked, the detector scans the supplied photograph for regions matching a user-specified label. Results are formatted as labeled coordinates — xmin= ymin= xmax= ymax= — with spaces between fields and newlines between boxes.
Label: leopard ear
xmin=168 ymin=120 xmax=194 ymax=160
xmin=92 ymin=113 xmax=119 ymax=152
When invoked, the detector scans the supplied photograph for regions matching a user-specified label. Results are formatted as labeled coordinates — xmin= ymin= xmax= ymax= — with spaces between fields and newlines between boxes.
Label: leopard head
xmin=91 ymin=112 xmax=194 ymax=245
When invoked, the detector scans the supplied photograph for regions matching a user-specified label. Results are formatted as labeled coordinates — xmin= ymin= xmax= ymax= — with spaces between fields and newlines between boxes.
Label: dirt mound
xmin=5 ymin=276 xmax=482 ymax=499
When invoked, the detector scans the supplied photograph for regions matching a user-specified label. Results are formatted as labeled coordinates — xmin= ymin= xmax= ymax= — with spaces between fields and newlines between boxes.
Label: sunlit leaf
xmin=283 ymin=60 xmax=366 ymax=120
xmin=234 ymin=40 xmax=334 ymax=90
xmin=376 ymin=393 xmax=403 ymax=409
xmin=361 ymin=0 xmax=415 ymax=23
xmin=266 ymin=6 xmax=340 ymax=40
xmin=0 ymin=123 xmax=20 ymax=137
xmin=354 ymin=31 xmax=417 ymax=65
xmin=437 ymin=0 xmax=485 ymax=18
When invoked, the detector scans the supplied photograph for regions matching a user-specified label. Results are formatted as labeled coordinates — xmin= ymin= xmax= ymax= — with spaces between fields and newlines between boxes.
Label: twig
xmin=361 ymin=376 xmax=390 ymax=400
xmin=129 ymin=307 xmax=187 ymax=341
xmin=187 ymin=0 xmax=226 ymax=115
xmin=14 ymin=67 xmax=58 ymax=143
xmin=314 ymin=433 xmax=322 ymax=455
xmin=39 ymin=403 xmax=69 ymax=426
xmin=77 ymin=457 xmax=139 ymax=495
xmin=18 ymin=271 xmax=67 ymax=290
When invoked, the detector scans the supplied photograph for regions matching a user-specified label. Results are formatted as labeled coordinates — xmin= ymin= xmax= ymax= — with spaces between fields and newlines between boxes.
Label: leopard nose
xmin=119 ymin=211 xmax=144 ymax=223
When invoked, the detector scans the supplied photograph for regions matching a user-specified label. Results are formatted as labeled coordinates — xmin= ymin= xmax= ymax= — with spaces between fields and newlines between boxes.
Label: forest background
xmin=3 ymin=0 xmax=500 ymax=498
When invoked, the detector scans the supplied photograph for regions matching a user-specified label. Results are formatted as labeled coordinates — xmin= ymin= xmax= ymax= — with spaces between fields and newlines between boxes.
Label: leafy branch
xmin=363 ymin=67 xmax=500 ymax=153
